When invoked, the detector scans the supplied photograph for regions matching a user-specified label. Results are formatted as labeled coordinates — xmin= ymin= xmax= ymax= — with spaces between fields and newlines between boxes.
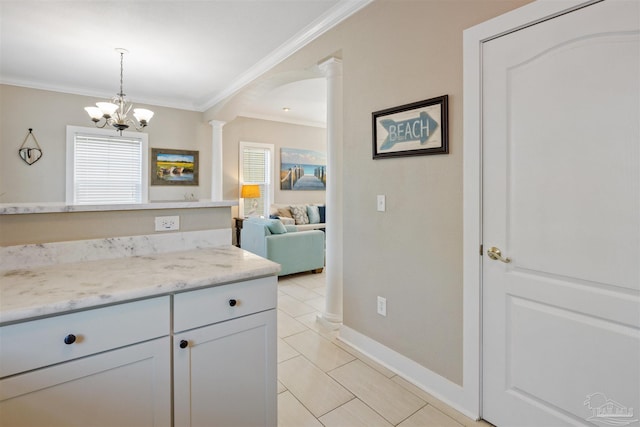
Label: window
xmin=66 ymin=126 xmax=148 ymax=205
xmin=239 ymin=141 xmax=274 ymax=217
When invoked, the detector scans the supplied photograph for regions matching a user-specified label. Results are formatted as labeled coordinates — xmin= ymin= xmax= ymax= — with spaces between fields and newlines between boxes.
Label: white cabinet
xmin=173 ymin=276 xmax=277 ymax=427
xmin=0 ymin=297 xmax=171 ymax=427
xmin=0 ymin=338 xmax=171 ymax=427
xmin=0 ymin=276 xmax=277 ymax=427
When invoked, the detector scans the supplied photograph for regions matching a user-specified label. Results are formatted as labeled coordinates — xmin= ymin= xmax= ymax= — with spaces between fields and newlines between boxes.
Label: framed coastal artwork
xmin=280 ymin=148 xmax=326 ymax=191
xmin=372 ymin=95 xmax=449 ymax=159
xmin=151 ymin=148 xmax=199 ymax=186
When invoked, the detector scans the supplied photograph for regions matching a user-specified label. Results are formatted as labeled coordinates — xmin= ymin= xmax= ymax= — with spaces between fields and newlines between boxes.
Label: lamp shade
xmin=85 ymin=106 xmax=103 ymax=120
xmin=96 ymin=102 xmax=118 ymax=117
xmin=133 ymin=108 xmax=154 ymax=123
xmin=241 ymin=184 xmax=261 ymax=199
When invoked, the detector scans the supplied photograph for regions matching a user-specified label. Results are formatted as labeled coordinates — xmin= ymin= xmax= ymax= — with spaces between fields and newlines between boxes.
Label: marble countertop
xmin=0 ymin=246 xmax=280 ymax=325
xmin=0 ymin=200 xmax=238 ymax=215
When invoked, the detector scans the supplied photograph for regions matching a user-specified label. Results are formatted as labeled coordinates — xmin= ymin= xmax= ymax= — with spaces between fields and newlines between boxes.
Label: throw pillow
xmin=279 ymin=217 xmax=296 ymax=226
xmin=290 ymin=205 xmax=310 ymax=225
xmin=277 ymin=207 xmax=293 ymax=218
xmin=266 ymin=219 xmax=288 ymax=234
xmin=318 ymin=205 xmax=326 ymax=223
xmin=307 ymin=205 xmax=320 ymax=224
xmin=284 ymin=225 xmax=298 ymax=233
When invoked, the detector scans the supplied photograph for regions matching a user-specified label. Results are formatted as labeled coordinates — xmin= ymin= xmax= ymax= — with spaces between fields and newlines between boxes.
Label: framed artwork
xmin=372 ymin=95 xmax=449 ymax=159
xmin=151 ymin=148 xmax=199 ymax=186
xmin=280 ymin=148 xmax=326 ymax=191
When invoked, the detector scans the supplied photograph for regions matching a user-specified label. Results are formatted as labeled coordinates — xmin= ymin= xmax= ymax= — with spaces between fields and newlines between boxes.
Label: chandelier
xmin=84 ymin=48 xmax=153 ymax=135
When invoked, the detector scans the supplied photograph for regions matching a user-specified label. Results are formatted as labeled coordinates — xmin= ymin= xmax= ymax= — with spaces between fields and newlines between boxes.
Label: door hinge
xmin=480 ymin=244 xmax=484 ymax=256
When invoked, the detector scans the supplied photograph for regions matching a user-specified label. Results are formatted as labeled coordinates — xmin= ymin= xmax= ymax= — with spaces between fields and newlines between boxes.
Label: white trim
xmin=0 ymin=79 xmax=198 ymax=112
xmin=238 ymin=112 xmax=326 ymax=129
xmin=462 ymin=0 xmax=597 ymax=419
xmin=209 ymin=120 xmax=226 ymax=201
xmin=65 ymin=125 xmax=149 ymax=205
xmin=197 ymin=0 xmax=372 ymax=112
xmin=339 ymin=326 xmax=477 ymax=420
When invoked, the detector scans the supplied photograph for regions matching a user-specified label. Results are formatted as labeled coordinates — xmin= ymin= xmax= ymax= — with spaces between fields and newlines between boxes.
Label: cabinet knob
xmin=64 ymin=334 xmax=77 ymax=345
xmin=179 ymin=340 xmax=189 ymax=349
xmin=229 ymin=299 xmax=237 ymax=307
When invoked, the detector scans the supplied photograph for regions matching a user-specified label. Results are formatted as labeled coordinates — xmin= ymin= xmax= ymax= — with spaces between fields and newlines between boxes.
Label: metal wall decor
xmin=18 ymin=128 xmax=43 ymax=165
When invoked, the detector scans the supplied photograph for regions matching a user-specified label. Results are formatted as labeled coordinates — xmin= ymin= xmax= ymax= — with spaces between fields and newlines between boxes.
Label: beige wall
xmin=0 ymin=85 xmax=211 ymax=203
xmin=209 ymin=0 xmax=532 ymax=385
xmin=0 ymin=0 xmax=533 ymax=385
xmin=222 ymin=116 xmax=326 ymax=219
xmin=0 ymin=85 xmax=223 ymax=246
xmin=0 ymin=207 xmax=231 ymax=246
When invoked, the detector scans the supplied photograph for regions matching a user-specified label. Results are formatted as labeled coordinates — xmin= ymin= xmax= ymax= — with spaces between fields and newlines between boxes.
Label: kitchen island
xmin=0 ymin=244 xmax=280 ymax=427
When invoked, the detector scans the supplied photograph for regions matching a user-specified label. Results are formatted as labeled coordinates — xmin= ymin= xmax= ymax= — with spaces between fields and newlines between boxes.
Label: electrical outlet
xmin=155 ymin=216 xmax=180 ymax=231
xmin=377 ymin=296 xmax=387 ymax=316
xmin=377 ymin=195 xmax=386 ymax=212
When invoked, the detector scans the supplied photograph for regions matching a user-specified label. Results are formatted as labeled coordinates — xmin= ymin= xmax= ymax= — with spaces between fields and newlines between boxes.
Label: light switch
xmin=377 ymin=195 xmax=386 ymax=212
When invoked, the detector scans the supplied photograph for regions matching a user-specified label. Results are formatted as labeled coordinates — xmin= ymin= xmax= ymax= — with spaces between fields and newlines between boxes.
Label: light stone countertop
xmin=0 ymin=200 xmax=238 ymax=215
xmin=0 ymin=246 xmax=280 ymax=325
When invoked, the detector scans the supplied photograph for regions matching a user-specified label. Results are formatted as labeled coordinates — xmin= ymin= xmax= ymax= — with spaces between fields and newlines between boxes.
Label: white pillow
xmin=290 ymin=205 xmax=310 ymax=225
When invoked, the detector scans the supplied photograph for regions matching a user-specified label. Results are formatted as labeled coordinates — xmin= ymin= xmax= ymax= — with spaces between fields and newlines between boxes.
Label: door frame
xmin=462 ymin=0 xmax=599 ymax=418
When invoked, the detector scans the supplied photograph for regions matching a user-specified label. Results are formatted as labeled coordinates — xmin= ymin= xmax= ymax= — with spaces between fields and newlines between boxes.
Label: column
xmin=209 ymin=120 xmax=225 ymax=201
xmin=318 ymin=57 xmax=343 ymax=329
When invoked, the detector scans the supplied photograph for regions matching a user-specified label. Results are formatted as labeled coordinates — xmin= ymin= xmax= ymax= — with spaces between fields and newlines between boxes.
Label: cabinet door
xmin=174 ymin=309 xmax=277 ymax=427
xmin=0 ymin=337 xmax=171 ymax=427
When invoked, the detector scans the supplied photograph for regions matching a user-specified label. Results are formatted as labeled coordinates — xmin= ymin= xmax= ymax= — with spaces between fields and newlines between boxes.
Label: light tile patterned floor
xmin=277 ymin=271 xmax=493 ymax=427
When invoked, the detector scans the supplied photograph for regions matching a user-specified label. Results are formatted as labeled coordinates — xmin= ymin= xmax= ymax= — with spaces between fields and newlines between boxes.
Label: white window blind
xmin=68 ymin=129 xmax=147 ymax=205
xmin=239 ymin=142 xmax=274 ymax=218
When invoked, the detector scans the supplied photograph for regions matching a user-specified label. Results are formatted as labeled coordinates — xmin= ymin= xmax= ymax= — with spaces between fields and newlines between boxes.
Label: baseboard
xmin=339 ymin=325 xmax=479 ymax=421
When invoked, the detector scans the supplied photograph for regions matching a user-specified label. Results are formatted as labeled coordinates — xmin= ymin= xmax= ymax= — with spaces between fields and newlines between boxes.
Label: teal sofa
xmin=241 ymin=217 xmax=325 ymax=276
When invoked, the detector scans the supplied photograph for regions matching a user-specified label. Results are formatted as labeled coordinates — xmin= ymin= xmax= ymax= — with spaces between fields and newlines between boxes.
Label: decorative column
xmin=209 ymin=120 xmax=225 ymax=201
xmin=318 ymin=57 xmax=343 ymax=329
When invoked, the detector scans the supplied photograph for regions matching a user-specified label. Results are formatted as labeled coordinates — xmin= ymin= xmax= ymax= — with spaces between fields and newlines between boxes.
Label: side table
xmin=233 ymin=217 xmax=245 ymax=247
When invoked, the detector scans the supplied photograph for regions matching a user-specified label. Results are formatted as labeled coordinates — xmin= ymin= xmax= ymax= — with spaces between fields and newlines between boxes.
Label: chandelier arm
xmin=90 ymin=118 xmax=110 ymax=129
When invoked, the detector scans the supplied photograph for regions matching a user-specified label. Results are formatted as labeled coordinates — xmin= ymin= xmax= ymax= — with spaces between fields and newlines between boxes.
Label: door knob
xmin=487 ymin=246 xmax=511 ymax=263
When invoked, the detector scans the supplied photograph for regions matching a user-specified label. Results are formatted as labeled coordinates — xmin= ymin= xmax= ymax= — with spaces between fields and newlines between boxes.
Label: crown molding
xmin=197 ymin=0 xmax=373 ymax=112
xmin=0 ymin=78 xmax=200 ymax=112
xmin=239 ymin=112 xmax=327 ymax=129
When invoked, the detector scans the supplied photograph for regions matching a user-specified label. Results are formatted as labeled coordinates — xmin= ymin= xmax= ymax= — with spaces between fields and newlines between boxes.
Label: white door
xmin=482 ymin=1 xmax=640 ymax=426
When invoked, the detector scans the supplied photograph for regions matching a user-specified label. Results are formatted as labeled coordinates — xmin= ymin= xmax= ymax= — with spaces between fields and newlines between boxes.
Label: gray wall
xmin=209 ymin=0 xmax=531 ymax=385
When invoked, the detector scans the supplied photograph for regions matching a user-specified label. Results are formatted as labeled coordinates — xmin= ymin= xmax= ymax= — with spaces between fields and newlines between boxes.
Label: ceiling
xmin=0 ymin=1 xmax=369 ymax=127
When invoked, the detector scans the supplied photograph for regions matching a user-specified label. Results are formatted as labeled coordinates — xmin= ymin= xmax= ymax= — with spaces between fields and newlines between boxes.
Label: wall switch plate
xmin=155 ymin=215 xmax=180 ymax=231
xmin=377 ymin=296 xmax=387 ymax=316
xmin=377 ymin=195 xmax=386 ymax=212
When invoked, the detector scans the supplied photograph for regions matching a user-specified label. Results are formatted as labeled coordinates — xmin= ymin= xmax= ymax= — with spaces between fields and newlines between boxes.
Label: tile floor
xmin=276 ymin=271 xmax=493 ymax=427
